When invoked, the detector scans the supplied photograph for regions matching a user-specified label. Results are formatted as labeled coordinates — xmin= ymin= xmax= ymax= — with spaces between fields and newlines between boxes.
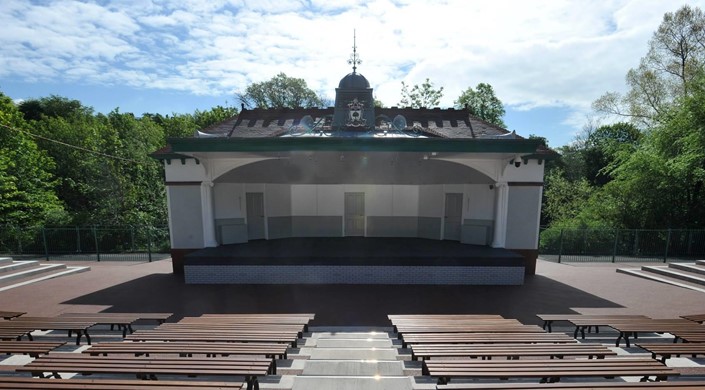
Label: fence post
xmin=130 ymin=226 xmax=135 ymax=252
xmin=664 ymin=228 xmax=672 ymax=263
xmin=147 ymin=226 xmax=152 ymax=262
xmin=558 ymin=229 xmax=564 ymax=263
xmin=93 ymin=226 xmax=100 ymax=262
xmin=41 ymin=228 xmax=49 ymax=261
xmin=76 ymin=226 xmax=81 ymax=253
xmin=687 ymin=230 xmax=693 ymax=256
xmin=612 ymin=229 xmax=619 ymax=263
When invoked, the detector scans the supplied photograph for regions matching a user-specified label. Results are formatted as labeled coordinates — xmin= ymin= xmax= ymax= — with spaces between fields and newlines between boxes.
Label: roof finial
xmin=348 ymin=29 xmax=361 ymax=74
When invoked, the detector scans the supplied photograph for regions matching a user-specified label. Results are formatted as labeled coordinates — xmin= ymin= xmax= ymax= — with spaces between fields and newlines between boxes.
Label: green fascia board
xmin=168 ymin=137 xmax=545 ymax=154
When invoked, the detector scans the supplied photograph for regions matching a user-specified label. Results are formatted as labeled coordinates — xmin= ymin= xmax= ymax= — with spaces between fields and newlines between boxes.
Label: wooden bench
xmin=401 ymin=332 xmax=577 ymax=349
xmin=0 ymin=328 xmax=33 ymax=341
xmin=17 ymin=353 xmax=271 ymax=389
xmin=410 ymin=343 xmax=616 ymax=361
xmin=596 ymin=319 xmax=705 ymax=347
xmin=391 ymin=319 xmax=524 ymax=334
xmin=0 ymin=311 xmax=25 ymax=320
xmin=436 ymin=381 xmax=705 ymax=390
xmin=681 ymin=313 xmax=705 ymax=323
xmin=186 ymin=314 xmax=314 ymax=332
xmin=389 ymin=314 xmax=505 ymax=320
xmin=0 ymin=318 xmax=96 ymax=344
xmin=0 ymin=340 xmax=64 ymax=357
xmin=637 ymin=342 xmax=705 ymax=362
xmin=537 ymin=314 xmax=649 ymax=333
xmin=395 ymin=324 xmax=545 ymax=340
xmin=0 ymin=377 xmax=244 ymax=389
xmin=59 ymin=312 xmax=174 ymax=335
xmin=157 ymin=323 xmax=307 ymax=338
xmin=422 ymin=357 xmax=678 ymax=385
xmin=125 ymin=329 xmax=302 ymax=347
xmin=671 ymin=331 xmax=705 ymax=343
xmin=84 ymin=341 xmax=289 ymax=374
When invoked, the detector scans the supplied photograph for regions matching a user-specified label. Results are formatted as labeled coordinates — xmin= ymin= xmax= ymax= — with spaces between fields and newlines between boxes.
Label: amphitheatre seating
xmin=393 ymin=323 xmax=544 ymax=339
xmin=637 ymin=342 xmax=705 ymax=362
xmin=0 ymin=328 xmax=33 ymax=341
xmin=0 ymin=317 xmax=96 ymax=344
xmin=84 ymin=341 xmax=290 ymax=374
xmin=583 ymin=319 xmax=705 ymax=347
xmin=400 ymin=332 xmax=577 ymax=349
xmin=536 ymin=314 xmax=649 ymax=333
xmin=436 ymin=381 xmax=705 ymax=390
xmin=671 ymin=331 xmax=705 ymax=343
xmin=16 ymin=353 xmax=271 ymax=389
xmin=422 ymin=357 xmax=678 ymax=385
xmin=409 ymin=342 xmax=616 ymax=361
xmin=0 ymin=377 xmax=244 ymax=389
xmin=0 ymin=311 xmax=25 ymax=320
xmin=0 ymin=340 xmax=64 ymax=357
xmin=157 ymin=322 xmax=307 ymax=338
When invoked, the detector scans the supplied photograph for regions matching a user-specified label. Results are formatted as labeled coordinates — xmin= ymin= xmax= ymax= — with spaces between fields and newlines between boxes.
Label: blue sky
xmin=1 ymin=0 xmax=700 ymax=147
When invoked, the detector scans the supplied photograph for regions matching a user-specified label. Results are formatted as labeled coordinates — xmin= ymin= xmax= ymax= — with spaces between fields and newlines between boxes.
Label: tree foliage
xmin=455 ymin=83 xmax=506 ymax=127
xmin=593 ymin=5 xmax=705 ymax=126
xmin=398 ymin=78 xmax=444 ymax=108
xmin=237 ymin=73 xmax=326 ymax=109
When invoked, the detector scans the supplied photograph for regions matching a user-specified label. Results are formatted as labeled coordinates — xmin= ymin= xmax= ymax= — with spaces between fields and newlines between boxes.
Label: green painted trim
xmin=167 ymin=137 xmax=546 ymax=154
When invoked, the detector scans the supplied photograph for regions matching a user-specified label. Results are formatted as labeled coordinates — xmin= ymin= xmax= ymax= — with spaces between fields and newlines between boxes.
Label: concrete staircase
xmin=0 ymin=256 xmax=90 ymax=292
xmin=289 ymin=328 xmax=414 ymax=390
xmin=617 ymin=260 xmax=705 ymax=293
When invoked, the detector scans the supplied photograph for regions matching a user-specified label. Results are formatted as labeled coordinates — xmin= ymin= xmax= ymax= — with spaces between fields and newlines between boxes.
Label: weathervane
xmin=347 ymin=30 xmax=361 ymax=73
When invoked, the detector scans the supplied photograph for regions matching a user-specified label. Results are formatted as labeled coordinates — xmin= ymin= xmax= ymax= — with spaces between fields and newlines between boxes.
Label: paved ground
xmin=0 ymin=258 xmax=703 ymax=325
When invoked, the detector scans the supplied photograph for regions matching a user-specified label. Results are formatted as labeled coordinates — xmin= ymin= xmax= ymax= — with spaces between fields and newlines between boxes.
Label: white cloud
xmin=1 ymin=0 xmax=702 ymax=139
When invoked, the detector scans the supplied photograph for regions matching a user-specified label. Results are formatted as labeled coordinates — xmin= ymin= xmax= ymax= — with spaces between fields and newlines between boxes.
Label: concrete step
xmin=616 ymin=268 xmax=705 ymax=293
xmin=696 ymin=260 xmax=705 ymax=266
xmin=0 ymin=265 xmax=91 ymax=292
xmin=642 ymin=265 xmax=705 ymax=286
xmin=0 ymin=260 xmax=39 ymax=273
xmin=292 ymin=376 xmax=413 ymax=390
xmin=301 ymin=360 xmax=404 ymax=376
xmin=0 ymin=257 xmax=13 ymax=265
xmin=0 ymin=263 xmax=66 ymax=283
xmin=670 ymin=262 xmax=705 ymax=276
xmin=313 ymin=339 xmax=393 ymax=348
xmin=303 ymin=347 xmax=399 ymax=360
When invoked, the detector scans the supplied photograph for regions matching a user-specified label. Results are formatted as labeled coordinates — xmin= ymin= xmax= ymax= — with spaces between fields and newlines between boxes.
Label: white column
xmin=491 ymin=182 xmax=509 ymax=248
xmin=201 ymin=180 xmax=218 ymax=247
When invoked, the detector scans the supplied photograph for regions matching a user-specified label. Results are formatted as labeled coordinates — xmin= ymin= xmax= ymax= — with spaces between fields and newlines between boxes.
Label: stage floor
xmin=184 ymin=237 xmax=524 ymax=267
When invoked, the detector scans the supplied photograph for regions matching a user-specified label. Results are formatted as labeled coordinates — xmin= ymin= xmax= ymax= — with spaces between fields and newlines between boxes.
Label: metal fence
xmin=0 ymin=225 xmax=170 ymax=262
xmin=539 ymin=228 xmax=705 ymax=263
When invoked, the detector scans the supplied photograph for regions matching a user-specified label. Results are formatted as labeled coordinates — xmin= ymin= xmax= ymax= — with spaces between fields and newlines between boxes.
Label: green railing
xmin=539 ymin=228 xmax=705 ymax=263
xmin=0 ymin=225 xmax=170 ymax=262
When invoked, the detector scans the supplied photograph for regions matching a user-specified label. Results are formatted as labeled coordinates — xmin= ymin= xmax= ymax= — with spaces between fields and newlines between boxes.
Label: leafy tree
xmin=582 ymin=122 xmax=641 ymax=186
xmin=542 ymin=169 xmax=594 ymax=226
xmin=593 ymin=5 xmax=705 ymax=125
xmin=455 ymin=83 xmax=506 ymax=127
xmin=398 ymin=78 xmax=444 ymax=108
xmin=237 ymin=73 xmax=326 ymax=109
xmin=0 ymin=93 xmax=66 ymax=227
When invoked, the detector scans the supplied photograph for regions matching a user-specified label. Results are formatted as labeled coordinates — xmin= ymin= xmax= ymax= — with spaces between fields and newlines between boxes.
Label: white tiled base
xmin=184 ymin=265 xmax=524 ymax=285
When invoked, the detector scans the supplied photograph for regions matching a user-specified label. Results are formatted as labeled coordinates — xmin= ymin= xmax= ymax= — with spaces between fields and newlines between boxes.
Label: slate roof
xmin=199 ymin=107 xmax=521 ymax=139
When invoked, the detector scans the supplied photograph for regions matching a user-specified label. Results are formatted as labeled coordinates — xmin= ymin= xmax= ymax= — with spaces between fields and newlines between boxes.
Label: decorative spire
xmin=347 ymin=29 xmax=361 ymax=74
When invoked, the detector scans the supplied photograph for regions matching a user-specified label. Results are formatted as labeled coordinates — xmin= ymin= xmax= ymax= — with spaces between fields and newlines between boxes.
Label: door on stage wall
xmin=443 ymin=193 xmax=463 ymax=241
xmin=344 ymin=192 xmax=365 ymax=236
xmin=246 ymin=192 xmax=265 ymax=240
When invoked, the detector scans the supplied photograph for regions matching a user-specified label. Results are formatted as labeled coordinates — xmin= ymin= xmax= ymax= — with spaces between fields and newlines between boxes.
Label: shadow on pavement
xmin=63 ymin=273 xmax=622 ymax=326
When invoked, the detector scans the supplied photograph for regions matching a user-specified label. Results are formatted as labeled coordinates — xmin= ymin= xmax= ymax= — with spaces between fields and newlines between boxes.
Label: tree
xmin=455 ymin=83 xmax=506 ymax=127
xmin=582 ymin=122 xmax=641 ymax=186
xmin=237 ymin=73 xmax=326 ymax=109
xmin=593 ymin=5 xmax=705 ymax=126
xmin=398 ymin=78 xmax=444 ymax=108
xmin=0 ymin=93 xmax=66 ymax=228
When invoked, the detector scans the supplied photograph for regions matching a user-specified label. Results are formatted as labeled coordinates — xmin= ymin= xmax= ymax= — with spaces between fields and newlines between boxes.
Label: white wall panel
xmin=292 ymin=185 xmax=317 ymax=215
xmin=466 ymin=184 xmax=495 ymax=220
xmin=317 ymin=185 xmax=344 ymax=216
xmin=418 ymin=185 xmax=443 ymax=217
xmin=392 ymin=185 xmax=419 ymax=216
xmin=213 ymin=183 xmax=244 ymax=219
xmin=366 ymin=185 xmax=393 ymax=216
xmin=265 ymin=184 xmax=291 ymax=217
